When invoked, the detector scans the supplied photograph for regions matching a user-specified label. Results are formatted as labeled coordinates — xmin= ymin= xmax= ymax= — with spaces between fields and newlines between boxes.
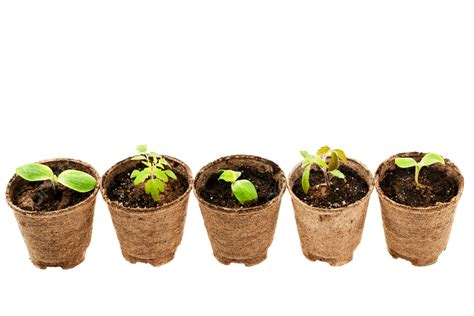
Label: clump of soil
xmin=199 ymin=167 xmax=280 ymax=209
xmin=107 ymin=168 xmax=189 ymax=208
xmin=292 ymin=166 xmax=368 ymax=208
xmin=380 ymin=166 xmax=458 ymax=207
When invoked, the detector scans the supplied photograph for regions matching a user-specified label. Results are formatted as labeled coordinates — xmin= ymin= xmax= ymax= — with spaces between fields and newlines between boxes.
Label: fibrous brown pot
xmin=194 ymin=155 xmax=286 ymax=266
xmin=375 ymin=152 xmax=464 ymax=266
xmin=5 ymin=158 xmax=100 ymax=269
xmin=288 ymin=159 xmax=374 ymax=266
xmin=101 ymin=156 xmax=192 ymax=266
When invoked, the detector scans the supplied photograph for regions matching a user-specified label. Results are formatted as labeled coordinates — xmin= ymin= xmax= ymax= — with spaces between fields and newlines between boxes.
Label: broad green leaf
xmin=330 ymin=169 xmax=345 ymax=179
xmin=146 ymin=179 xmax=164 ymax=201
xmin=218 ymin=170 xmax=241 ymax=183
xmin=157 ymin=163 xmax=164 ymax=169
xmin=327 ymin=152 xmax=340 ymax=171
xmin=165 ymin=169 xmax=177 ymax=180
xmin=130 ymin=170 xmax=140 ymax=179
xmin=136 ymin=144 xmax=147 ymax=153
xmin=317 ymin=146 xmax=330 ymax=156
xmin=395 ymin=157 xmax=417 ymax=168
xmin=134 ymin=168 xmax=150 ymax=185
xmin=58 ymin=170 xmax=96 ymax=193
xmin=231 ymin=179 xmax=258 ymax=205
xmin=420 ymin=153 xmax=445 ymax=168
xmin=145 ymin=179 xmax=152 ymax=194
xmin=154 ymin=169 xmax=169 ymax=182
xmin=131 ymin=155 xmax=146 ymax=161
xmin=16 ymin=163 xmax=55 ymax=182
xmin=332 ymin=149 xmax=347 ymax=162
xmin=313 ymin=155 xmax=328 ymax=168
xmin=302 ymin=166 xmax=311 ymax=194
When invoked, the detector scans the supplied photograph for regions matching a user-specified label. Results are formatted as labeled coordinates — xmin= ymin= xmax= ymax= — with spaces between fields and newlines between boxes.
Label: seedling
xmin=16 ymin=163 xmax=96 ymax=193
xmin=300 ymin=146 xmax=347 ymax=194
xmin=130 ymin=144 xmax=177 ymax=202
xmin=218 ymin=170 xmax=258 ymax=205
xmin=395 ymin=153 xmax=445 ymax=188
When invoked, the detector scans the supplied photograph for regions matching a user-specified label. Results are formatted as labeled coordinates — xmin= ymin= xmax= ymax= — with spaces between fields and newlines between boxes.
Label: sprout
xmin=218 ymin=170 xmax=258 ymax=205
xmin=395 ymin=153 xmax=445 ymax=188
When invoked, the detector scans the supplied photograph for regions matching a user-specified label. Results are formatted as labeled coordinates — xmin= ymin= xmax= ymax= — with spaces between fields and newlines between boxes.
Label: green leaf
xmin=131 ymin=155 xmax=146 ymax=161
xmin=134 ymin=168 xmax=150 ymax=185
xmin=302 ymin=166 xmax=311 ymax=194
xmin=317 ymin=146 xmax=330 ymax=156
xmin=159 ymin=157 xmax=169 ymax=166
xmin=142 ymin=161 xmax=151 ymax=167
xmin=330 ymin=169 xmax=345 ymax=179
xmin=165 ymin=169 xmax=177 ymax=180
xmin=327 ymin=152 xmax=340 ymax=171
xmin=146 ymin=179 xmax=163 ymax=202
xmin=395 ymin=157 xmax=417 ymax=168
xmin=332 ymin=149 xmax=347 ymax=162
xmin=218 ymin=170 xmax=241 ymax=183
xmin=58 ymin=170 xmax=96 ymax=193
xmin=313 ymin=156 xmax=328 ymax=168
xmin=16 ymin=163 xmax=55 ymax=182
xmin=154 ymin=169 xmax=169 ymax=182
xmin=136 ymin=144 xmax=147 ymax=153
xmin=300 ymin=150 xmax=311 ymax=159
xmin=420 ymin=153 xmax=445 ymax=168
xmin=231 ymin=179 xmax=258 ymax=205
xmin=130 ymin=170 xmax=140 ymax=179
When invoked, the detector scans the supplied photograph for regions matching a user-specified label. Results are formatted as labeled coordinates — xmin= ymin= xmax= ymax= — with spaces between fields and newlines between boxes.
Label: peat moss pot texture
xmin=194 ymin=155 xmax=286 ymax=266
xmin=100 ymin=155 xmax=192 ymax=266
xmin=375 ymin=152 xmax=464 ymax=266
xmin=5 ymin=158 xmax=100 ymax=269
xmin=288 ymin=158 xmax=374 ymax=266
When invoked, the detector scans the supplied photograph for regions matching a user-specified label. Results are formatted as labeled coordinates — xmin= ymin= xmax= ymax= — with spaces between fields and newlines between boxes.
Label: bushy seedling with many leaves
xmin=218 ymin=169 xmax=258 ymax=205
xmin=130 ymin=144 xmax=177 ymax=202
xmin=395 ymin=153 xmax=445 ymax=188
xmin=300 ymin=146 xmax=347 ymax=193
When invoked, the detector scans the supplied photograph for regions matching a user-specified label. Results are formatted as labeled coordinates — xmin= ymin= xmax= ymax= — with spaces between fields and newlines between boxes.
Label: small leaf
xmin=130 ymin=170 xmax=140 ymax=179
xmin=136 ymin=144 xmax=147 ymax=153
xmin=165 ymin=169 xmax=177 ymax=180
xmin=317 ymin=146 xmax=330 ymax=156
xmin=313 ymin=156 xmax=328 ymax=168
xmin=231 ymin=179 xmax=258 ymax=204
xmin=149 ymin=152 xmax=158 ymax=158
xmin=395 ymin=157 xmax=417 ymax=168
xmin=300 ymin=150 xmax=311 ymax=159
xmin=131 ymin=155 xmax=146 ymax=161
xmin=156 ymin=163 xmax=164 ymax=169
xmin=16 ymin=163 xmax=55 ymax=182
xmin=159 ymin=157 xmax=169 ymax=166
xmin=154 ymin=169 xmax=169 ymax=182
xmin=332 ymin=149 xmax=347 ymax=162
xmin=142 ymin=161 xmax=151 ymax=167
xmin=146 ymin=179 xmax=161 ymax=201
xmin=420 ymin=153 xmax=445 ymax=168
xmin=145 ymin=179 xmax=152 ymax=194
xmin=134 ymin=168 xmax=150 ymax=185
xmin=330 ymin=169 xmax=345 ymax=179
xmin=302 ymin=166 xmax=311 ymax=194
xmin=58 ymin=170 xmax=96 ymax=193
xmin=327 ymin=152 xmax=340 ymax=171
xmin=218 ymin=170 xmax=241 ymax=183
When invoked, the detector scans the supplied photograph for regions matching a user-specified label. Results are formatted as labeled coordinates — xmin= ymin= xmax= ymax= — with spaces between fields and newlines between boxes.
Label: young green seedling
xmin=300 ymin=146 xmax=347 ymax=194
xmin=395 ymin=153 xmax=445 ymax=188
xmin=130 ymin=144 xmax=177 ymax=202
xmin=218 ymin=170 xmax=258 ymax=205
xmin=16 ymin=163 xmax=96 ymax=193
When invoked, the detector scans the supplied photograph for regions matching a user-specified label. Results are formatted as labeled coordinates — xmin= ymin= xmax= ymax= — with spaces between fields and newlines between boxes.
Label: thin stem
xmin=415 ymin=165 xmax=420 ymax=188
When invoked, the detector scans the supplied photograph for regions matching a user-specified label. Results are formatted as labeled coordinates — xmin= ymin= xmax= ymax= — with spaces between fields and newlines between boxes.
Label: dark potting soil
xmin=292 ymin=166 xmax=369 ymax=209
xmin=199 ymin=167 xmax=280 ymax=209
xmin=13 ymin=165 xmax=94 ymax=212
xmin=380 ymin=166 xmax=458 ymax=207
xmin=107 ymin=168 xmax=189 ymax=208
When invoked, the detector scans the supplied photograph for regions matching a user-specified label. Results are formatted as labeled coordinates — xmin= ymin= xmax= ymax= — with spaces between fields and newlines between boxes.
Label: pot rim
xmin=374 ymin=151 xmax=464 ymax=213
xmin=193 ymin=154 xmax=286 ymax=214
xmin=287 ymin=158 xmax=375 ymax=213
xmin=100 ymin=155 xmax=193 ymax=214
xmin=5 ymin=157 xmax=101 ymax=217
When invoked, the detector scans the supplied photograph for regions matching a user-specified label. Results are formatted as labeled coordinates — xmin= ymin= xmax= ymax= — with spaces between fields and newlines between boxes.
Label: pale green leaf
xmin=302 ymin=166 xmax=311 ymax=194
xmin=420 ymin=153 xmax=445 ymax=168
xmin=130 ymin=170 xmax=140 ymax=179
xmin=131 ymin=155 xmax=146 ymax=161
xmin=218 ymin=170 xmax=241 ymax=183
xmin=317 ymin=146 xmax=330 ymax=156
xmin=313 ymin=156 xmax=328 ymax=168
xmin=136 ymin=144 xmax=147 ymax=153
xmin=159 ymin=157 xmax=169 ymax=166
xmin=134 ymin=168 xmax=150 ymax=185
xmin=332 ymin=149 xmax=347 ymax=162
xmin=154 ymin=169 xmax=169 ymax=182
xmin=231 ymin=179 xmax=258 ymax=205
xmin=16 ymin=163 xmax=55 ymax=182
xmin=165 ymin=169 xmax=177 ymax=180
xmin=330 ymin=169 xmax=345 ymax=179
xmin=146 ymin=179 xmax=164 ymax=201
xmin=395 ymin=157 xmax=417 ymax=168
xmin=58 ymin=170 xmax=96 ymax=193
xmin=327 ymin=152 xmax=340 ymax=171
xmin=142 ymin=161 xmax=151 ymax=167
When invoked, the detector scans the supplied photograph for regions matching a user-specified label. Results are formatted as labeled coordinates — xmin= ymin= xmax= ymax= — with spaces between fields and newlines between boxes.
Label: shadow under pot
xmin=375 ymin=152 xmax=464 ymax=266
xmin=5 ymin=158 xmax=100 ymax=269
xmin=101 ymin=156 xmax=192 ymax=266
xmin=194 ymin=155 xmax=286 ymax=266
xmin=288 ymin=159 xmax=374 ymax=266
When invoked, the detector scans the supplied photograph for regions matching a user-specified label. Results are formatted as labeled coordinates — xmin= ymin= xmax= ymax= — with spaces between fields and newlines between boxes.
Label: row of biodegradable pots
xmin=5 ymin=152 xmax=464 ymax=269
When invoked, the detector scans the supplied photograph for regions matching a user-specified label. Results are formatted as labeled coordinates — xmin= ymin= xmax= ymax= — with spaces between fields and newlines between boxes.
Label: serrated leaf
xmin=130 ymin=170 xmax=140 ymax=179
xmin=327 ymin=152 xmax=340 ymax=171
xmin=332 ymin=149 xmax=347 ymax=162
xmin=133 ymin=168 xmax=150 ymax=185
xmin=395 ymin=157 xmax=417 ymax=168
xmin=420 ymin=153 xmax=445 ymax=168
xmin=154 ymin=169 xmax=169 ymax=182
xmin=317 ymin=146 xmax=330 ymax=156
xmin=136 ymin=144 xmax=147 ymax=153
xmin=231 ymin=179 xmax=258 ymax=204
xmin=16 ymin=163 xmax=55 ymax=182
xmin=330 ymin=169 xmax=345 ymax=179
xmin=165 ymin=169 xmax=177 ymax=180
xmin=131 ymin=155 xmax=147 ymax=161
xmin=218 ymin=170 xmax=241 ymax=183
xmin=58 ymin=170 xmax=96 ymax=193
xmin=302 ymin=166 xmax=311 ymax=194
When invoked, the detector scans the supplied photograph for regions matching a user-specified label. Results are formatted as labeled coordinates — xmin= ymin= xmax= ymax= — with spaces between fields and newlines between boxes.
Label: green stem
xmin=415 ymin=165 xmax=420 ymax=188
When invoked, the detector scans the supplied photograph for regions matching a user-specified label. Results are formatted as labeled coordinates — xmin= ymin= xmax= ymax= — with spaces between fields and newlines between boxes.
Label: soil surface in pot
xmin=107 ymin=168 xmax=189 ymax=208
xmin=292 ymin=166 xmax=368 ymax=208
xmin=380 ymin=166 xmax=458 ymax=207
xmin=200 ymin=167 xmax=279 ymax=209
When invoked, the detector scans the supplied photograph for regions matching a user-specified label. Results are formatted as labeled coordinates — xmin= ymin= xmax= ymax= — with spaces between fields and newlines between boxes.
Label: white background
xmin=0 ymin=1 xmax=473 ymax=315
